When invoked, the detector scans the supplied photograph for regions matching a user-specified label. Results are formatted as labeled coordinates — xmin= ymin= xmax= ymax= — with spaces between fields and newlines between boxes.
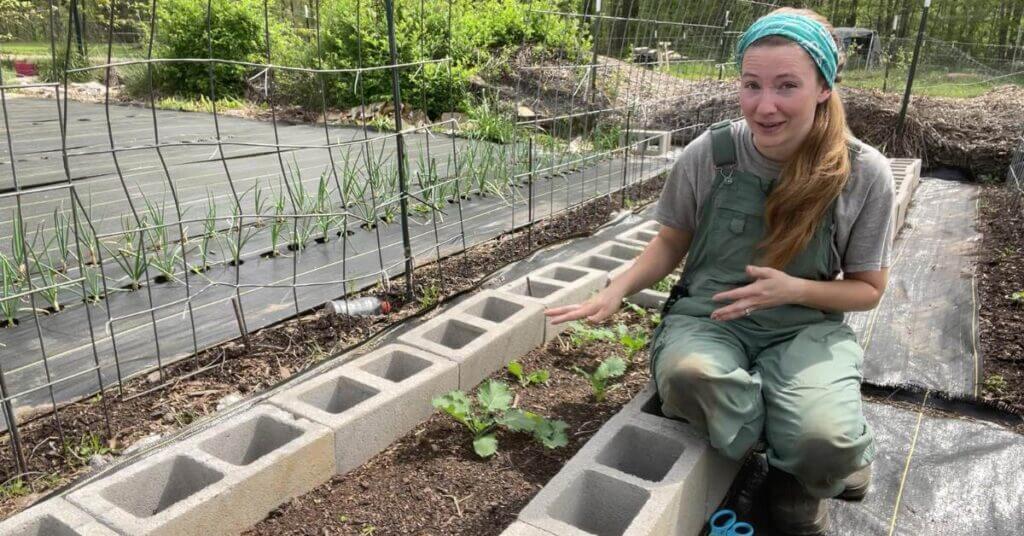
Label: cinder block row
xmin=496 ymin=263 xmax=608 ymax=342
xmin=567 ymin=242 xmax=643 ymax=281
xmin=620 ymin=129 xmax=673 ymax=157
xmin=615 ymin=220 xmax=661 ymax=248
xmin=0 ymin=498 xmax=117 ymax=536
xmin=890 ymin=158 xmax=921 ymax=234
xmin=271 ymin=343 xmax=458 ymax=474
xmin=68 ymin=404 xmax=333 ymax=536
xmin=508 ymin=383 xmax=740 ymax=536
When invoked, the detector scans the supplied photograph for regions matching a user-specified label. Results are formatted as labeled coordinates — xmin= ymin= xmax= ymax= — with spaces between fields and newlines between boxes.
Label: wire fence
xmin=0 ymin=0 xmax=1021 ymax=501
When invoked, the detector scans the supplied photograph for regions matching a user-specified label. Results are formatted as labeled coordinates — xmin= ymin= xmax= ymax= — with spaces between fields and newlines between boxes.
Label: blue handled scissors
xmin=709 ymin=509 xmax=755 ymax=536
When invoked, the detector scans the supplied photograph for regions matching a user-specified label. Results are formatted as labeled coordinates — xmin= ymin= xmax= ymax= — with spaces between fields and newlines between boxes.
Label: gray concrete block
xmin=0 ymin=498 xmax=117 ymax=536
xmin=518 ymin=382 xmax=741 ymax=535
xmin=271 ymin=344 xmax=458 ymax=473
xmin=627 ymin=288 xmax=668 ymax=310
xmin=497 ymin=263 xmax=608 ymax=342
xmin=449 ymin=290 xmax=546 ymax=369
xmin=69 ymin=404 xmax=334 ymax=536
xmin=501 ymin=521 xmax=558 ymax=535
xmin=615 ymin=220 xmax=661 ymax=248
xmin=397 ymin=312 xmax=524 ymax=388
xmin=621 ymin=129 xmax=673 ymax=157
xmin=568 ymin=242 xmax=643 ymax=280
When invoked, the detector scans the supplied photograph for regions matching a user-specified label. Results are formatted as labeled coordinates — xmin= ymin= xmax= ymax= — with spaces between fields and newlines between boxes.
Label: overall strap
xmin=709 ymin=120 xmax=738 ymax=169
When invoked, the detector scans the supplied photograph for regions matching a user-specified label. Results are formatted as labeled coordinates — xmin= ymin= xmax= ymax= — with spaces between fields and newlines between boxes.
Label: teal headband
xmin=735 ymin=13 xmax=839 ymax=87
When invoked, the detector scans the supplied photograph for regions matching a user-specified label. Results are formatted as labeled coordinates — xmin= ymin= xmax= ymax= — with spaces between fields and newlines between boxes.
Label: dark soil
xmin=0 ymin=176 xmax=665 ymax=519
xmin=976 ymin=183 xmax=1024 ymax=413
xmin=248 ymin=309 xmax=657 ymax=536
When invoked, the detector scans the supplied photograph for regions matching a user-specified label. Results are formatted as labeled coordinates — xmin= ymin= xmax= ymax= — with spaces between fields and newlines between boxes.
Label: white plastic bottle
xmin=327 ymin=296 xmax=391 ymax=316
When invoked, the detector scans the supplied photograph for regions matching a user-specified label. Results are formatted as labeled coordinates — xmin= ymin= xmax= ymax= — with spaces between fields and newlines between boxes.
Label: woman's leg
xmin=651 ymin=314 xmax=764 ymax=461
xmin=756 ymin=321 xmax=875 ymax=499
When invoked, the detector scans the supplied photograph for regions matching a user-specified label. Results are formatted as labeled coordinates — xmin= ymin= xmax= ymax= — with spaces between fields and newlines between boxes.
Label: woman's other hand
xmin=710 ymin=265 xmax=805 ymax=321
xmin=545 ymin=287 xmax=626 ymax=325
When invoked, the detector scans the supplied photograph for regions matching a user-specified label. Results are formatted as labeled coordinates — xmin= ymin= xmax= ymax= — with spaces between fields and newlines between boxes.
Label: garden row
xmin=0 ymin=214 xmax=726 ymax=535
xmin=0 ymin=138 xmax=613 ymax=328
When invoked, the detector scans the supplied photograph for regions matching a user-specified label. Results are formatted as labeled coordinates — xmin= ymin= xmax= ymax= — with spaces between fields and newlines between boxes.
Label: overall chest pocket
xmin=712 ymin=184 xmax=766 ymax=237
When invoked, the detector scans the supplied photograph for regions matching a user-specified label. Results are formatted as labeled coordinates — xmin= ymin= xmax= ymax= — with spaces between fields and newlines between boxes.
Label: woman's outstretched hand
xmin=545 ymin=287 xmax=626 ymax=325
xmin=710 ymin=265 xmax=806 ymax=321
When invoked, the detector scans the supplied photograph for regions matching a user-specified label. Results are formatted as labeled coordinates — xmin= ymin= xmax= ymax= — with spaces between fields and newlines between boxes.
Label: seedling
xmin=0 ymin=477 xmax=30 ymax=500
xmin=50 ymin=204 xmax=71 ymax=272
xmin=267 ymin=188 xmax=287 ymax=257
xmin=217 ymin=202 xmax=258 ymax=265
xmin=417 ymin=283 xmax=440 ymax=310
xmin=141 ymin=192 xmax=170 ymax=252
xmin=105 ymin=216 xmax=148 ymax=290
xmin=0 ymin=254 xmax=23 ymax=325
xmin=1010 ymin=291 xmax=1024 ymax=305
xmin=431 ymin=380 xmax=568 ymax=458
xmin=63 ymin=432 xmax=112 ymax=465
xmin=564 ymin=321 xmax=616 ymax=349
xmin=615 ymin=323 xmax=649 ymax=361
xmin=313 ymin=170 xmax=338 ymax=243
xmin=507 ymin=361 xmax=549 ymax=387
xmin=150 ymin=241 xmax=182 ymax=282
xmin=27 ymin=245 xmax=67 ymax=312
xmin=573 ymin=356 xmax=627 ymax=402
xmin=651 ymin=274 xmax=679 ymax=293
xmin=984 ymin=374 xmax=1008 ymax=395
xmin=81 ymin=265 xmax=105 ymax=303
xmin=191 ymin=195 xmax=217 ymax=273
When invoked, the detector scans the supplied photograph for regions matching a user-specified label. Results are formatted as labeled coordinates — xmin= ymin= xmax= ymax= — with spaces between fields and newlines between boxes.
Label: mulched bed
xmin=248 ymin=308 xmax=657 ymax=536
xmin=0 ymin=176 xmax=665 ymax=519
xmin=976 ymin=183 xmax=1024 ymax=413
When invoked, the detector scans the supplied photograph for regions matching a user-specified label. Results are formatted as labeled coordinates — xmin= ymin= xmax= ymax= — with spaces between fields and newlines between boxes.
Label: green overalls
xmin=650 ymin=120 xmax=875 ymax=498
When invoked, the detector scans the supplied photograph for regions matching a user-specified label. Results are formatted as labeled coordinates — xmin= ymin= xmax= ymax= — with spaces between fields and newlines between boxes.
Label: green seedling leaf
xmin=507 ymin=361 xmax=525 ymax=383
xmin=527 ymin=369 xmax=550 ymax=385
xmin=534 ymin=419 xmax=569 ymax=449
xmin=477 ymin=380 xmax=512 ymax=414
xmin=473 ymin=433 xmax=498 ymax=458
xmin=595 ymin=356 xmax=627 ymax=381
xmin=432 ymin=390 xmax=473 ymax=427
xmin=497 ymin=408 xmax=540 ymax=433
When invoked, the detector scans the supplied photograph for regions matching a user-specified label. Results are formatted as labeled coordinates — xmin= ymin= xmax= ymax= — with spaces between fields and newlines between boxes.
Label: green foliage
xmin=464 ymin=92 xmax=519 ymax=143
xmin=651 ymin=274 xmax=679 ymax=293
xmin=564 ymin=320 xmax=616 ymax=348
xmin=315 ymin=0 xmax=587 ymax=116
xmin=37 ymin=52 xmax=97 ymax=83
xmin=431 ymin=379 xmax=568 ymax=458
xmin=614 ymin=323 xmax=648 ymax=361
xmin=0 ymin=477 xmax=30 ymax=500
xmin=507 ymin=360 xmax=549 ymax=387
xmin=63 ymin=432 xmax=112 ymax=465
xmin=1010 ymin=290 xmax=1024 ymax=305
xmin=983 ymin=374 xmax=1008 ymax=395
xmin=573 ymin=356 xmax=626 ymax=402
xmin=139 ymin=0 xmax=300 ymax=99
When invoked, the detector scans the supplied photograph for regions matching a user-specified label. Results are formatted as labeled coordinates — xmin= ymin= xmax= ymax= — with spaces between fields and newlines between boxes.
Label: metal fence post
xmin=385 ymin=0 xmax=415 ymax=300
xmin=896 ymin=0 xmax=930 ymax=139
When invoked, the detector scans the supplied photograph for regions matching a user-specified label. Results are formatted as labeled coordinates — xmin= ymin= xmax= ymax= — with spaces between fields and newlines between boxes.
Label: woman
xmin=547 ymin=8 xmax=894 ymax=536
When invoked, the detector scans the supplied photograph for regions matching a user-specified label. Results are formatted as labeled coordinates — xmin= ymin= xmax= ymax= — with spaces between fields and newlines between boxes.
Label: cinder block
xmin=448 ymin=290 xmax=546 ymax=370
xmin=615 ymin=220 xmax=661 ymax=248
xmin=568 ymin=242 xmax=643 ymax=280
xmin=0 ymin=497 xmax=117 ymax=536
xmin=497 ymin=263 xmax=608 ymax=342
xmin=517 ymin=382 xmax=741 ymax=535
xmin=271 ymin=344 xmax=458 ymax=473
xmin=621 ymin=129 xmax=672 ymax=157
xmin=627 ymin=288 xmax=668 ymax=310
xmin=69 ymin=404 xmax=333 ymax=536
xmin=501 ymin=521 xmax=558 ymax=535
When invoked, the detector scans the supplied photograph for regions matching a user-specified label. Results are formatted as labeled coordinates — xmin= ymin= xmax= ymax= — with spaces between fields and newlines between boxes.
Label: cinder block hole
xmin=300 ymin=376 xmax=380 ymax=414
xmin=360 ymin=350 xmax=432 ymax=382
xmin=541 ymin=266 xmax=588 ymax=283
xmin=548 ymin=470 xmax=649 ymax=536
xmin=200 ymin=414 xmax=303 ymax=466
xmin=21 ymin=516 xmax=79 ymax=536
xmin=574 ymin=254 xmax=625 ymax=272
xmin=596 ymin=244 xmax=639 ymax=261
xmin=596 ymin=425 xmax=685 ymax=482
xmin=423 ymin=318 xmax=486 ymax=349
xmin=640 ymin=389 xmax=666 ymax=418
xmin=464 ymin=296 xmax=523 ymax=323
xmin=101 ymin=455 xmax=223 ymax=518
xmin=507 ymin=279 xmax=562 ymax=299
xmin=637 ymin=229 xmax=658 ymax=242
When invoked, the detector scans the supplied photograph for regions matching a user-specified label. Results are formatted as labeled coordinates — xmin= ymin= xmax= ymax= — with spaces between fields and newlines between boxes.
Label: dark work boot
xmin=838 ymin=463 xmax=872 ymax=501
xmin=769 ymin=466 xmax=830 ymax=536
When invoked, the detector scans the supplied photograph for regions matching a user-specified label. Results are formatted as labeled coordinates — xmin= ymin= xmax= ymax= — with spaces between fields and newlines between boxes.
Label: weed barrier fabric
xmin=722 ymin=401 xmax=1024 ymax=535
xmin=846 ymin=178 xmax=981 ymax=398
xmin=1 ymin=150 xmax=672 ymax=425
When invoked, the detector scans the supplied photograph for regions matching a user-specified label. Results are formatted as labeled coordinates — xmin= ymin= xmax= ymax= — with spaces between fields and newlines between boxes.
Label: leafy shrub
xmin=139 ymin=0 xmax=302 ymax=99
xmin=37 ymin=52 xmax=97 ymax=83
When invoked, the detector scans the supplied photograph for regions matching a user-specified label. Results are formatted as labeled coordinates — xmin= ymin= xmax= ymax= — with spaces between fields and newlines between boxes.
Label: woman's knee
xmin=657 ymin=352 xmax=723 ymax=396
xmin=774 ymin=409 xmax=872 ymax=483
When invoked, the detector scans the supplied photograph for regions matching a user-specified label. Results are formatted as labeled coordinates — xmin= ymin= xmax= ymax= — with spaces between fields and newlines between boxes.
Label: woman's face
xmin=739 ymin=42 xmax=832 ymax=161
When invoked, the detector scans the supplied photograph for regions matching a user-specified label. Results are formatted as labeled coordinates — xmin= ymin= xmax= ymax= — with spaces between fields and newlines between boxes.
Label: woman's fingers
xmin=547 ymin=303 xmax=595 ymax=325
xmin=710 ymin=298 xmax=755 ymax=321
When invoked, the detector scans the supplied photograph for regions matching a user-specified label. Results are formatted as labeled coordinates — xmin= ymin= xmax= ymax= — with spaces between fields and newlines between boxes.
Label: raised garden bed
xmin=0 ymin=176 xmax=665 ymax=519
xmin=248 ymin=307 xmax=658 ymax=536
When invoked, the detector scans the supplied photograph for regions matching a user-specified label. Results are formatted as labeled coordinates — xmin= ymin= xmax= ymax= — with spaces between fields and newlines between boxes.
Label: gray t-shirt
xmin=654 ymin=118 xmax=895 ymax=273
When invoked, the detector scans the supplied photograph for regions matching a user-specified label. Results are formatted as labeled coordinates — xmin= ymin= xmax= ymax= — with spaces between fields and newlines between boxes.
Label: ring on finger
xmin=743 ymin=306 xmax=753 ymax=317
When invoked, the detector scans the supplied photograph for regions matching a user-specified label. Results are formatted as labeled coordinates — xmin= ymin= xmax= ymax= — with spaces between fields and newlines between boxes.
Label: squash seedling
xmin=507 ymin=361 xmax=549 ymax=387
xmin=573 ymin=356 xmax=627 ymax=402
xmin=431 ymin=379 xmax=568 ymax=458
xmin=615 ymin=323 xmax=649 ymax=362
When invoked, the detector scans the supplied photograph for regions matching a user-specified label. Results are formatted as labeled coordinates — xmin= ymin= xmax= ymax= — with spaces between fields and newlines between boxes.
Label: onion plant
xmin=50 ymin=203 xmax=71 ymax=272
xmin=217 ymin=202 xmax=257 ymax=265
xmin=313 ymin=170 xmax=337 ymax=243
xmin=81 ymin=265 xmax=105 ymax=304
xmin=190 ymin=194 xmax=217 ymax=273
xmin=27 ymin=245 xmax=66 ymax=312
xmin=0 ymin=253 xmax=23 ymax=325
xmin=267 ymin=188 xmax=286 ymax=257
xmin=286 ymin=163 xmax=315 ymax=249
xmin=105 ymin=215 xmax=148 ymax=290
